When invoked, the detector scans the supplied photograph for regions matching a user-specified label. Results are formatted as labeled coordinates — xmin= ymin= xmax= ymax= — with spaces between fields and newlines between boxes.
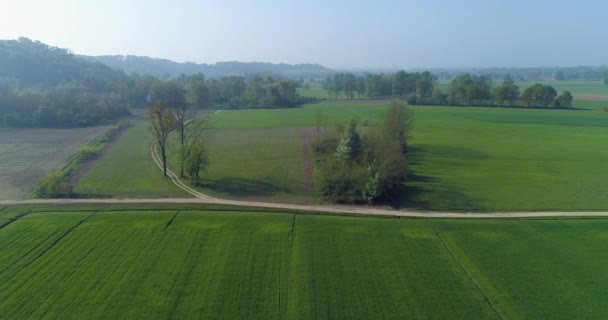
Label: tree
xmin=157 ymin=82 xmax=190 ymax=177
xmin=34 ymin=170 xmax=73 ymax=198
xmin=554 ymin=91 xmax=573 ymax=108
xmin=177 ymin=117 xmax=210 ymax=184
xmin=415 ymin=71 xmax=436 ymax=98
xmin=382 ymin=100 xmax=411 ymax=151
xmin=493 ymin=78 xmax=520 ymax=106
xmin=335 ymin=120 xmax=361 ymax=162
xmin=147 ymin=102 xmax=175 ymax=176
xmin=186 ymin=141 xmax=209 ymax=186
xmin=540 ymin=85 xmax=558 ymax=107
xmin=603 ymin=72 xmax=608 ymax=86
xmin=188 ymin=80 xmax=209 ymax=108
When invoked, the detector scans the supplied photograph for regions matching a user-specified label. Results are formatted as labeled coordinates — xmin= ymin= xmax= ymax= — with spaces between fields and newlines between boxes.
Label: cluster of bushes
xmin=314 ymin=101 xmax=410 ymax=205
xmin=34 ymin=170 xmax=73 ymax=198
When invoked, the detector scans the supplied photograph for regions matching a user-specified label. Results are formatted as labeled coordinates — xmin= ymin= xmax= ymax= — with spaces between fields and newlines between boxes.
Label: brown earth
xmin=572 ymin=93 xmax=608 ymax=102
xmin=299 ymin=127 xmax=316 ymax=193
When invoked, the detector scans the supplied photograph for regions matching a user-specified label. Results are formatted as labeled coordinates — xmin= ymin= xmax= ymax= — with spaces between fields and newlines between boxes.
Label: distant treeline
xmin=0 ymin=38 xmax=310 ymax=128
xmin=429 ymin=66 xmax=608 ymax=82
xmin=323 ymin=71 xmax=574 ymax=108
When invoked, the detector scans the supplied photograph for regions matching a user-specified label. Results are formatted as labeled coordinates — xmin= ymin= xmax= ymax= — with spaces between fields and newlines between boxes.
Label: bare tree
xmin=147 ymin=102 xmax=175 ymax=176
xmin=166 ymin=85 xmax=191 ymax=178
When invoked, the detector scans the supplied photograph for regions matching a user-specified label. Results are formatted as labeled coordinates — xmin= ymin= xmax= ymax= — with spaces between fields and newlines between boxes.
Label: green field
xmin=75 ymin=122 xmax=186 ymax=198
xmin=0 ymin=126 xmax=109 ymax=200
xmin=174 ymin=101 xmax=608 ymax=211
xmin=74 ymin=98 xmax=608 ymax=211
xmin=1 ymin=205 xmax=607 ymax=319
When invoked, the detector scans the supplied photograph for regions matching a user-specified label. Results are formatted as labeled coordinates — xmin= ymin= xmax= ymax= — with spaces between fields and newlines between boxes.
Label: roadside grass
xmin=74 ymin=122 xmax=187 ymax=198
xmin=0 ymin=126 xmax=109 ymax=200
xmin=1 ymin=206 xmax=608 ymax=319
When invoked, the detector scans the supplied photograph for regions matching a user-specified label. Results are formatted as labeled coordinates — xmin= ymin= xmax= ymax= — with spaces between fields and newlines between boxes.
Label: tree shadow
xmin=408 ymin=144 xmax=490 ymax=162
xmin=203 ymin=177 xmax=287 ymax=197
xmin=394 ymin=145 xmax=489 ymax=211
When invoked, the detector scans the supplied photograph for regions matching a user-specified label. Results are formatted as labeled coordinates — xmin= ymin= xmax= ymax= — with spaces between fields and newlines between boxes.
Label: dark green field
xmin=1 ymin=205 xmax=607 ymax=319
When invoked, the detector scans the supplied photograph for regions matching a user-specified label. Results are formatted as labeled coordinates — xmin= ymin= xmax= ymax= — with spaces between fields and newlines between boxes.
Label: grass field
xmin=75 ymin=122 xmax=186 ymax=198
xmin=1 ymin=205 xmax=607 ymax=319
xmin=0 ymin=126 xmax=109 ymax=200
xmin=189 ymin=101 xmax=608 ymax=211
xmin=72 ymin=99 xmax=608 ymax=211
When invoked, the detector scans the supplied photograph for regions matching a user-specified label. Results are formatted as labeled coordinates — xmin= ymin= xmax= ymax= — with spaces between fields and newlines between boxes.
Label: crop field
xmin=0 ymin=205 xmax=607 ymax=319
xmin=75 ymin=122 xmax=186 ymax=198
xmin=0 ymin=126 xmax=109 ymax=200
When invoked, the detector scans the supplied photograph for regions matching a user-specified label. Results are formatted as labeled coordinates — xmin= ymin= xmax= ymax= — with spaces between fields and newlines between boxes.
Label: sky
xmin=1 ymin=0 xmax=606 ymax=69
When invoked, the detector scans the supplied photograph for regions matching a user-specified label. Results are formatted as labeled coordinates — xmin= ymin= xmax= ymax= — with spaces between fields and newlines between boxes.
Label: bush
xmin=78 ymin=146 xmax=100 ymax=162
xmin=34 ymin=170 xmax=73 ymax=198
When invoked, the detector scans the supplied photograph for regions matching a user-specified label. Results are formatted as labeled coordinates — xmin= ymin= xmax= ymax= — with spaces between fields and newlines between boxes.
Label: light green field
xmin=75 ymin=122 xmax=186 ymax=198
xmin=0 ymin=126 xmax=109 ymax=200
xmin=1 ymin=205 xmax=608 ymax=319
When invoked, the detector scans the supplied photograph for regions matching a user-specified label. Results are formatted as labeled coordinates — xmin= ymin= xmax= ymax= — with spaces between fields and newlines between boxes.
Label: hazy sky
xmin=1 ymin=0 xmax=606 ymax=69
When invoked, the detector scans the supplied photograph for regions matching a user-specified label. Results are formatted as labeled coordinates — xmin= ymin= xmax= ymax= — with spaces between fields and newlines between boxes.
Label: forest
xmin=0 ymin=38 xmax=309 ymax=128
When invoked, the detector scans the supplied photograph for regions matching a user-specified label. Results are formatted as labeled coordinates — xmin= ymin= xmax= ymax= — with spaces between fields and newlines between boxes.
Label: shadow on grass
xmin=203 ymin=177 xmax=287 ymax=197
xmin=397 ymin=145 xmax=488 ymax=212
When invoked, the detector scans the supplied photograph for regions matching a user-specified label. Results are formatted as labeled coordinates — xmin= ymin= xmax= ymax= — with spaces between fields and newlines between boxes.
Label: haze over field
xmin=1 ymin=0 xmax=607 ymax=69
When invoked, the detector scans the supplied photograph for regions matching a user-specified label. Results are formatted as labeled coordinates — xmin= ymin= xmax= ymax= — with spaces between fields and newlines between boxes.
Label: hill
xmin=0 ymin=38 xmax=129 ymax=127
xmin=83 ymin=55 xmax=332 ymax=78
xmin=0 ymin=37 xmax=126 ymax=89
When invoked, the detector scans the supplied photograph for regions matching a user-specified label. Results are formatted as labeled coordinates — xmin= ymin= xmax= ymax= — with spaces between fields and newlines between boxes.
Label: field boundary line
xmin=165 ymin=210 xmax=181 ymax=230
xmin=433 ymin=228 xmax=505 ymax=320
xmin=0 ymin=210 xmax=32 ymax=231
xmin=20 ymin=211 xmax=98 ymax=271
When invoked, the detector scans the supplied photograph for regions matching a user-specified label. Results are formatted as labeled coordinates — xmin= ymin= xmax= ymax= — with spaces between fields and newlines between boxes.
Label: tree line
xmin=0 ymin=38 xmax=311 ymax=128
xmin=322 ymin=71 xmax=573 ymax=108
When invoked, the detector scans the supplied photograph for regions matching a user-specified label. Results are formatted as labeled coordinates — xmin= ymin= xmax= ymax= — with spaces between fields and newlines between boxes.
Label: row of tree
xmin=314 ymin=101 xmax=410 ymax=205
xmin=323 ymin=71 xmax=437 ymax=99
xmin=440 ymin=75 xmax=573 ymax=108
xmin=322 ymin=71 xmax=573 ymax=108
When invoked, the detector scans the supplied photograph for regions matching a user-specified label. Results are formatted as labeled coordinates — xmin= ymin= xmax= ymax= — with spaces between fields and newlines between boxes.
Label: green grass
xmin=76 ymin=100 xmax=608 ymax=211
xmin=169 ymin=127 xmax=314 ymax=203
xmin=194 ymin=101 xmax=608 ymax=211
xmin=75 ymin=122 xmax=187 ymax=198
xmin=1 ymin=205 xmax=608 ymax=319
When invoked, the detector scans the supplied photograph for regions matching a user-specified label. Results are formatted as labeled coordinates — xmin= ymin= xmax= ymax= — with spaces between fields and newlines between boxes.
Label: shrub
xmin=34 ymin=170 xmax=73 ymax=198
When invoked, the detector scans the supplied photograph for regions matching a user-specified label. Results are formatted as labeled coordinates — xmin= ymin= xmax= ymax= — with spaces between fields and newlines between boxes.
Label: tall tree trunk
xmin=161 ymin=146 xmax=167 ymax=176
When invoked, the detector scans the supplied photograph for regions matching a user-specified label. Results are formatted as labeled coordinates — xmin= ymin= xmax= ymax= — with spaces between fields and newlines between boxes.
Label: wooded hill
xmin=83 ymin=55 xmax=331 ymax=79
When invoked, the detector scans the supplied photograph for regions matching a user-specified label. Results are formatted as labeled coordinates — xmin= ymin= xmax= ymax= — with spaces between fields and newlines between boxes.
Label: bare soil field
xmin=572 ymin=93 xmax=608 ymax=102
xmin=299 ymin=127 xmax=315 ymax=193
xmin=0 ymin=126 xmax=108 ymax=200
